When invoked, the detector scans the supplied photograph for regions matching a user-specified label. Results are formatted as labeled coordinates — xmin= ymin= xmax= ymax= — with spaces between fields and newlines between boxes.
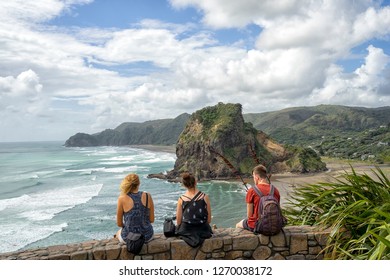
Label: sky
xmin=0 ymin=0 xmax=389 ymax=142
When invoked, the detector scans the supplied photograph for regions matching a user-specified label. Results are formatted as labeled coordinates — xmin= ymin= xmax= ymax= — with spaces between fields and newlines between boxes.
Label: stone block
xmin=119 ymin=247 xmax=134 ymax=260
xmin=71 ymin=251 xmax=88 ymax=260
xmin=306 ymin=254 xmax=321 ymax=260
xmin=271 ymin=232 xmax=286 ymax=247
xmin=232 ymin=235 xmax=258 ymax=250
xmin=258 ymin=234 xmax=270 ymax=245
xmin=222 ymin=236 xmax=232 ymax=245
xmin=35 ymin=250 xmax=49 ymax=257
xmin=223 ymin=245 xmax=232 ymax=252
xmin=212 ymin=252 xmax=226 ymax=259
xmin=93 ymin=247 xmax=106 ymax=260
xmin=268 ymin=253 xmax=285 ymax=260
xmin=171 ymin=240 xmax=198 ymax=260
xmin=147 ymin=240 xmax=170 ymax=254
xmin=106 ymin=245 xmax=121 ymax=260
xmin=195 ymin=250 xmax=207 ymax=260
xmin=47 ymin=245 xmax=69 ymax=252
xmin=252 ymin=246 xmax=272 ymax=260
xmin=286 ymin=254 xmax=305 ymax=260
xmin=290 ymin=234 xmax=307 ymax=254
xmin=48 ymin=254 xmax=70 ymax=260
xmin=225 ymin=251 xmax=243 ymax=260
xmin=153 ymin=252 xmax=171 ymax=260
xmin=309 ymin=246 xmax=322 ymax=255
xmin=200 ymin=238 xmax=223 ymax=253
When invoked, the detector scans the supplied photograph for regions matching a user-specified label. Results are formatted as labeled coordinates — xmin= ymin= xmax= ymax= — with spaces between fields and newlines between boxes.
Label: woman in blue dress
xmin=115 ymin=173 xmax=154 ymax=243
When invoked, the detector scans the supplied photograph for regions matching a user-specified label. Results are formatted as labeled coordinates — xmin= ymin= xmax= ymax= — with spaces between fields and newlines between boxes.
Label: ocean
xmin=0 ymin=141 xmax=247 ymax=254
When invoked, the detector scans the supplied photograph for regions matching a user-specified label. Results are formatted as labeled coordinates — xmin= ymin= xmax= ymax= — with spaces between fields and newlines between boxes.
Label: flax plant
xmin=285 ymin=166 xmax=390 ymax=259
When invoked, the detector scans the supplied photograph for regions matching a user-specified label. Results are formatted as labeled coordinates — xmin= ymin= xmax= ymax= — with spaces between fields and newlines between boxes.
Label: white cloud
xmin=0 ymin=0 xmax=389 ymax=141
xmin=0 ymin=0 xmax=92 ymax=24
xmin=0 ymin=70 xmax=46 ymax=115
xmin=170 ymin=0 xmax=306 ymax=28
xmin=310 ymin=45 xmax=390 ymax=106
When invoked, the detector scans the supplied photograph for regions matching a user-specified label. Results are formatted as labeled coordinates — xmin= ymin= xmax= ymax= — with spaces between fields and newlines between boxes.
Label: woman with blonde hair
xmin=115 ymin=173 xmax=154 ymax=243
xmin=175 ymin=172 xmax=212 ymax=247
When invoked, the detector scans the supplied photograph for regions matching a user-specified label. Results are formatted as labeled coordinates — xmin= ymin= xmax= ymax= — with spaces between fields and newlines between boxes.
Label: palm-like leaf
xmin=285 ymin=166 xmax=390 ymax=259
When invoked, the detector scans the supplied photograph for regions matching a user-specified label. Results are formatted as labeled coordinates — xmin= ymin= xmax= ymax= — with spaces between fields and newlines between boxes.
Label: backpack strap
xmin=182 ymin=191 xmax=202 ymax=213
xmin=252 ymin=185 xmax=264 ymax=198
xmin=253 ymin=185 xmax=275 ymax=198
xmin=269 ymin=185 xmax=275 ymax=196
xmin=145 ymin=192 xmax=148 ymax=208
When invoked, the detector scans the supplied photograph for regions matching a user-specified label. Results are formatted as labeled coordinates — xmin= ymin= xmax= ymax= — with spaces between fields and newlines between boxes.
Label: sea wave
xmin=64 ymin=167 xmax=106 ymax=175
xmin=0 ymin=184 xmax=103 ymax=220
xmin=0 ymin=222 xmax=68 ymax=254
xmin=0 ymin=194 xmax=31 ymax=212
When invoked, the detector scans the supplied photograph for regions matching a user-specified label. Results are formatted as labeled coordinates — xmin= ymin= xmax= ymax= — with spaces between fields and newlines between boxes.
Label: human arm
xmin=116 ymin=196 xmax=124 ymax=227
xmin=175 ymin=197 xmax=183 ymax=226
xmin=245 ymin=189 xmax=254 ymax=218
xmin=147 ymin=193 xmax=155 ymax=223
xmin=246 ymin=202 xmax=254 ymax=218
xmin=204 ymin=194 xmax=212 ymax=224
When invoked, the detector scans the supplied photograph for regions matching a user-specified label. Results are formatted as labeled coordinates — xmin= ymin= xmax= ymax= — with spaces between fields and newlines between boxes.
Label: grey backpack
xmin=253 ymin=185 xmax=286 ymax=236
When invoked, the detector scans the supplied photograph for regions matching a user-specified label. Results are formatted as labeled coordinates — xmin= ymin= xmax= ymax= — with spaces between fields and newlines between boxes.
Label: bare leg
xmin=236 ymin=219 xmax=245 ymax=228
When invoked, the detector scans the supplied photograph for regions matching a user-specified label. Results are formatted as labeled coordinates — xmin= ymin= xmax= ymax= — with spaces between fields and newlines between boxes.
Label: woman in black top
xmin=175 ymin=172 xmax=213 ymax=247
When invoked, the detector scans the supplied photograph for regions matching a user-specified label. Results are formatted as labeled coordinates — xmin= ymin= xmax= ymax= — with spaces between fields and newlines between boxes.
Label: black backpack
xmin=252 ymin=185 xmax=287 ymax=236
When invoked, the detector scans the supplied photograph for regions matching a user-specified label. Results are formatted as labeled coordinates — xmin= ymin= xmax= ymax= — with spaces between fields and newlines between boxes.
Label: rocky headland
xmin=149 ymin=102 xmax=326 ymax=182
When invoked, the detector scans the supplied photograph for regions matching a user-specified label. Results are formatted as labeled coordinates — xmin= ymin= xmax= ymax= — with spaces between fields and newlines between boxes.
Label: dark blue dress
xmin=120 ymin=191 xmax=154 ymax=242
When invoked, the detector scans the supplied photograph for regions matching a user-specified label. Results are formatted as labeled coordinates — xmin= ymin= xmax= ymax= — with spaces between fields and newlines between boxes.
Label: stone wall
xmin=0 ymin=226 xmax=330 ymax=260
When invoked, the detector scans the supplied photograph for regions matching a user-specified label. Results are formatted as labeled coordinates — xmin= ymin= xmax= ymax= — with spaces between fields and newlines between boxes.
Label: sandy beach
xmin=271 ymin=158 xmax=390 ymax=205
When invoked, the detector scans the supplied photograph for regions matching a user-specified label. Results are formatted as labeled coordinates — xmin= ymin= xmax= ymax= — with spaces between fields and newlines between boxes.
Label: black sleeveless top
xmin=180 ymin=193 xmax=208 ymax=225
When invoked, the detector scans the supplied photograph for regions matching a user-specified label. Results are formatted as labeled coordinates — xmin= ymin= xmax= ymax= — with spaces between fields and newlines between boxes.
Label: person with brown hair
xmin=115 ymin=173 xmax=154 ymax=243
xmin=236 ymin=164 xmax=281 ymax=231
xmin=175 ymin=172 xmax=213 ymax=247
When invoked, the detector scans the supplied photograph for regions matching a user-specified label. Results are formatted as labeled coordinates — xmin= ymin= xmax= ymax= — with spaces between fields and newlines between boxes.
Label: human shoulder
xmin=118 ymin=193 xmax=127 ymax=201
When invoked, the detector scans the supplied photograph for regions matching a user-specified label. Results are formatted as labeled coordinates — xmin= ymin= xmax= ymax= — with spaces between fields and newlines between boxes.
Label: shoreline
xmin=132 ymin=144 xmax=389 ymax=206
xmin=130 ymin=144 xmax=176 ymax=154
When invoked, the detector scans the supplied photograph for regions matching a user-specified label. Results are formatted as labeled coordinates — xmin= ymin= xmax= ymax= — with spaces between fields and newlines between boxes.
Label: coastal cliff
xmin=64 ymin=113 xmax=190 ymax=147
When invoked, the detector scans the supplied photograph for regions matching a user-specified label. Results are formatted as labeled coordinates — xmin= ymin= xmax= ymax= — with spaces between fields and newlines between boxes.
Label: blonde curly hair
xmin=120 ymin=173 xmax=140 ymax=194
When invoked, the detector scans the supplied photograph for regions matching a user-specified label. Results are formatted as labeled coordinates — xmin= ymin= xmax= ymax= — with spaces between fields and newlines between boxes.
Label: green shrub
xmin=285 ymin=167 xmax=390 ymax=259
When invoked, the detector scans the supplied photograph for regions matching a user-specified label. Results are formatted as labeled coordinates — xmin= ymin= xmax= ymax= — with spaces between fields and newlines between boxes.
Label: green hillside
xmin=64 ymin=113 xmax=190 ymax=147
xmin=244 ymin=105 xmax=390 ymax=163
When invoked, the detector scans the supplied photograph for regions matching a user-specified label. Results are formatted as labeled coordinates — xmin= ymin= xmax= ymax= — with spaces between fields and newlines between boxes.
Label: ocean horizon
xmin=0 ymin=141 xmax=247 ymax=254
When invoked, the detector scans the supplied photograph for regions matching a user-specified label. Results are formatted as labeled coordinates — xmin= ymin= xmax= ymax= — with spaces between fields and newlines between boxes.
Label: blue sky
xmin=0 ymin=0 xmax=389 ymax=141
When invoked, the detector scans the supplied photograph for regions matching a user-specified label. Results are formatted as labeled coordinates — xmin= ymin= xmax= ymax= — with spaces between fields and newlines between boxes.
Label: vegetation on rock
xmin=166 ymin=102 xmax=326 ymax=181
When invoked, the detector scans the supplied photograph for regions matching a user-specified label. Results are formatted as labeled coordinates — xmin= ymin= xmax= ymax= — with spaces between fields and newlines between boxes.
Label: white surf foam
xmin=16 ymin=183 xmax=103 ymax=221
xmin=0 ymin=222 xmax=68 ymax=254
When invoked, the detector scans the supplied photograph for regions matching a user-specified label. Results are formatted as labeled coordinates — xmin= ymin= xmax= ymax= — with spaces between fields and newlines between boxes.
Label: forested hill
xmin=65 ymin=104 xmax=389 ymax=163
xmin=64 ymin=113 xmax=190 ymax=147
xmin=244 ymin=105 xmax=389 ymax=163
xmin=244 ymin=105 xmax=389 ymax=142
